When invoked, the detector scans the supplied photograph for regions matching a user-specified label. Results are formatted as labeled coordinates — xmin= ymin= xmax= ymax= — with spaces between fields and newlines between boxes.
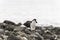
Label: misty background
xmin=0 ymin=0 xmax=60 ymax=26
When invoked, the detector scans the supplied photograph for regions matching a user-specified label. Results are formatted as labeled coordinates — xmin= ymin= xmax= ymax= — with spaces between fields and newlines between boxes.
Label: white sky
xmin=0 ymin=0 xmax=60 ymax=26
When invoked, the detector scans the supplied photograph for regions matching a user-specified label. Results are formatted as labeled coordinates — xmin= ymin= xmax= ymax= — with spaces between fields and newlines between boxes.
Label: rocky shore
xmin=0 ymin=20 xmax=59 ymax=40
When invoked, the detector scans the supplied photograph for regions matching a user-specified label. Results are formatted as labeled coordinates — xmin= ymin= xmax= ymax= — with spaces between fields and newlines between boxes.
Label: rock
xmin=3 ymin=20 xmax=16 ymax=26
xmin=0 ymin=29 xmax=5 ymax=35
xmin=0 ymin=20 xmax=59 ymax=40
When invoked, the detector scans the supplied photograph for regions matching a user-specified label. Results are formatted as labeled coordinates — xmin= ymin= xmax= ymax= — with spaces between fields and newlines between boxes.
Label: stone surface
xmin=0 ymin=20 xmax=59 ymax=40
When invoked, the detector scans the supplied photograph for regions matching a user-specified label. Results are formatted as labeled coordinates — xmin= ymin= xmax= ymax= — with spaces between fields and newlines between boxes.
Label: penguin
xmin=23 ymin=21 xmax=32 ymax=27
xmin=30 ymin=19 xmax=37 ymax=31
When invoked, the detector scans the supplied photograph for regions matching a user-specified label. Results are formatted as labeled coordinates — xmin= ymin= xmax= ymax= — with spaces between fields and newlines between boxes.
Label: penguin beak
xmin=36 ymin=21 xmax=37 ymax=23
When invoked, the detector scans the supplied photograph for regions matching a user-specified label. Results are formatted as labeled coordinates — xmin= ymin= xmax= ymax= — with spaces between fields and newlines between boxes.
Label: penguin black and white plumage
xmin=23 ymin=21 xmax=32 ymax=27
xmin=30 ymin=19 xmax=37 ymax=31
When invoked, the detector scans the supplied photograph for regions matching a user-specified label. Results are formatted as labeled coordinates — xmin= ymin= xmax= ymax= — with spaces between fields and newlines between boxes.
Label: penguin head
xmin=32 ymin=19 xmax=37 ymax=23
